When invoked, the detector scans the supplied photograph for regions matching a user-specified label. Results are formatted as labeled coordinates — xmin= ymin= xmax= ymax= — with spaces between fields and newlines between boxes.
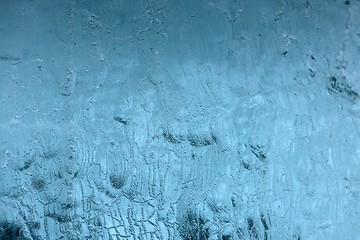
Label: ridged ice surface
xmin=0 ymin=0 xmax=360 ymax=239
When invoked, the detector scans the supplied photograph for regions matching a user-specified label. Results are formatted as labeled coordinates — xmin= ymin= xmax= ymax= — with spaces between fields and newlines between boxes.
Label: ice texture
xmin=0 ymin=0 xmax=360 ymax=239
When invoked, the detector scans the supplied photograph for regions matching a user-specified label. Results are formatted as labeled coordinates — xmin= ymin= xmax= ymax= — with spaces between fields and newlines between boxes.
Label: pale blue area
xmin=0 ymin=0 xmax=360 ymax=239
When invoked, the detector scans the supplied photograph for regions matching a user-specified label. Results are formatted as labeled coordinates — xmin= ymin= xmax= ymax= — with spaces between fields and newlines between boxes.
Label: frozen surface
xmin=1 ymin=0 xmax=360 ymax=239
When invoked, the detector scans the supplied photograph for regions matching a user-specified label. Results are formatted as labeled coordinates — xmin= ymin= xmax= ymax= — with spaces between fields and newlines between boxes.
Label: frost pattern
xmin=0 ymin=0 xmax=360 ymax=239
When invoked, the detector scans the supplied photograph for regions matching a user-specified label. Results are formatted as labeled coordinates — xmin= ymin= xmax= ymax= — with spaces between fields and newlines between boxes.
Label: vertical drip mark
xmin=247 ymin=218 xmax=259 ymax=240
xmin=60 ymin=68 xmax=76 ymax=97
xmin=260 ymin=213 xmax=270 ymax=240
xmin=55 ymin=2 xmax=78 ymax=238
xmin=61 ymin=0 xmax=76 ymax=98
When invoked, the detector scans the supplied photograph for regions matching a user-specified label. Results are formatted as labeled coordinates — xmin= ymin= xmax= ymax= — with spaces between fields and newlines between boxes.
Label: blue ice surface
xmin=0 ymin=0 xmax=359 ymax=239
